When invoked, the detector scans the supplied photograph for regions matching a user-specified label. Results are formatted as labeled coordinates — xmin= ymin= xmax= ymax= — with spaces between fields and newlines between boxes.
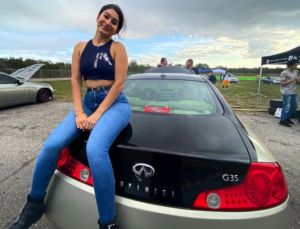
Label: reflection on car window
xmin=0 ymin=74 xmax=18 ymax=84
xmin=271 ymin=77 xmax=280 ymax=80
xmin=123 ymin=80 xmax=217 ymax=115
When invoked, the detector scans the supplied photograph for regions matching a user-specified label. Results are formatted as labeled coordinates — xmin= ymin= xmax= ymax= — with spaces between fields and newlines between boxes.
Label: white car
xmin=229 ymin=75 xmax=239 ymax=83
xmin=220 ymin=74 xmax=238 ymax=83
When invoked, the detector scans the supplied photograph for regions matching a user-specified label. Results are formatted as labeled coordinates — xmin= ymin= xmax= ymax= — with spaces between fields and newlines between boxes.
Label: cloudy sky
xmin=1 ymin=0 xmax=300 ymax=68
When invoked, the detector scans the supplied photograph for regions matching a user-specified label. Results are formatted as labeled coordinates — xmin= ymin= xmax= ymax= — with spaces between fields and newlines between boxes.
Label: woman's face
xmin=97 ymin=9 xmax=119 ymax=36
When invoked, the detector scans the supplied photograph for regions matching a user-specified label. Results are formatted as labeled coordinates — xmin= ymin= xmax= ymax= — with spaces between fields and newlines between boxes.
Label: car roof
xmin=127 ymin=73 xmax=206 ymax=82
xmin=145 ymin=66 xmax=193 ymax=74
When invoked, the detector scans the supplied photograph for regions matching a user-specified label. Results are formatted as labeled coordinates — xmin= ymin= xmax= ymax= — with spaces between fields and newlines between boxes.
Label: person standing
xmin=209 ymin=73 xmax=217 ymax=84
xmin=185 ymin=59 xmax=199 ymax=75
xmin=279 ymin=59 xmax=300 ymax=127
xmin=222 ymin=70 xmax=231 ymax=91
xmin=157 ymin=57 xmax=172 ymax=67
xmin=8 ymin=4 xmax=130 ymax=229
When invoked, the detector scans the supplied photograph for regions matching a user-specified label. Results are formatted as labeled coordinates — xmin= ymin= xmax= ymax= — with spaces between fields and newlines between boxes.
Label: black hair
xmin=99 ymin=4 xmax=126 ymax=37
xmin=161 ymin=57 xmax=166 ymax=64
xmin=287 ymin=59 xmax=299 ymax=67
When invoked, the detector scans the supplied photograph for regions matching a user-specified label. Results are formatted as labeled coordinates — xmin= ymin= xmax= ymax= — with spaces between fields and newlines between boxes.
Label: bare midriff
xmin=85 ymin=79 xmax=114 ymax=88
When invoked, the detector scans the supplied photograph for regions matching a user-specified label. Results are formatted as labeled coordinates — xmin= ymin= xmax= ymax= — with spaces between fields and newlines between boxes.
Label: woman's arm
xmin=71 ymin=43 xmax=88 ymax=130
xmin=84 ymin=42 xmax=128 ymax=131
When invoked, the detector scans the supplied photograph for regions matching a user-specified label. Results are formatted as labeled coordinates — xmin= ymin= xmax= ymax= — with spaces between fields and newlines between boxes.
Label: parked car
xmin=220 ymin=74 xmax=238 ymax=83
xmin=256 ymin=76 xmax=281 ymax=84
xmin=229 ymin=74 xmax=239 ymax=83
xmin=45 ymin=67 xmax=291 ymax=229
xmin=0 ymin=64 xmax=54 ymax=108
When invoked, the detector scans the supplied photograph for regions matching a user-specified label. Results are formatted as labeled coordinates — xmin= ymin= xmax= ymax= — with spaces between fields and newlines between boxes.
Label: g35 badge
xmin=222 ymin=174 xmax=239 ymax=182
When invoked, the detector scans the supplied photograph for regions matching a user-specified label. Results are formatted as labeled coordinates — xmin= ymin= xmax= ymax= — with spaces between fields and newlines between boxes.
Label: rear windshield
xmin=123 ymin=79 xmax=217 ymax=115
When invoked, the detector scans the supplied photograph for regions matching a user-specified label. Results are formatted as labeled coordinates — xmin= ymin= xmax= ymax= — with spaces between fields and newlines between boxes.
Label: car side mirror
xmin=15 ymin=80 xmax=23 ymax=85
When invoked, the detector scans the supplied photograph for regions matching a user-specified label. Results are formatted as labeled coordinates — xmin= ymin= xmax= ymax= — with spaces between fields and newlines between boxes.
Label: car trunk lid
xmin=69 ymin=113 xmax=251 ymax=208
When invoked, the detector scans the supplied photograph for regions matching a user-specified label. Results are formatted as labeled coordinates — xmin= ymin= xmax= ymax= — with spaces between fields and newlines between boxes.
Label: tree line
xmin=0 ymin=58 xmax=71 ymax=70
xmin=0 ymin=57 xmax=286 ymax=74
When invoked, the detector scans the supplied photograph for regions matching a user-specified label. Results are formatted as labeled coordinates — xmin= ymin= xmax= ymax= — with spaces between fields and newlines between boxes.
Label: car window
xmin=123 ymin=79 xmax=217 ymax=115
xmin=271 ymin=77 xmax=280 ymax=80
xmin=0 ymin=74 xmax=18 ymax=84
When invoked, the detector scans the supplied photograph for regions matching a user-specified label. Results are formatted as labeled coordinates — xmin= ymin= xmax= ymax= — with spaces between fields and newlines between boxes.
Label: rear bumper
xmin=45 ymin=171 xmax=292 ymax=229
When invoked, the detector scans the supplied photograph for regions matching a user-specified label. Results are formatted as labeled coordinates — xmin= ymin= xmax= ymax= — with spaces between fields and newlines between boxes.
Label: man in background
xmin=185 ymin=59 xmax=199 ymax=75
xmin=222 ymin=70 xmax=231 ymax=91
xmin=157 ymin=57 xmax=172 ymax=67
xmin=279 ymin=59 xmax=300 ymax=127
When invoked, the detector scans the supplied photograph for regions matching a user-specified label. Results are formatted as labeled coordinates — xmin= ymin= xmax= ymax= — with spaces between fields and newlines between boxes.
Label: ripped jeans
xmin=30 ymin=89 xmax=131 ymax=223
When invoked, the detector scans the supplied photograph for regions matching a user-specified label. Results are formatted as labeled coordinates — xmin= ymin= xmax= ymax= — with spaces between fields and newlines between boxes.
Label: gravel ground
xmin=0 ymin=101 xmax=299 ymax=229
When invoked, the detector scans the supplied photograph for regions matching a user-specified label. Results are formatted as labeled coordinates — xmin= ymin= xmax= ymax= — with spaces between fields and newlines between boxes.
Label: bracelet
xmin=75 ymin=111 xmax=85 ymax=117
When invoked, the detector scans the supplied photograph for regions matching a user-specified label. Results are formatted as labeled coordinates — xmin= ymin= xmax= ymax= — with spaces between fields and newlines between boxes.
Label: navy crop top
xmin=80 ymin=39 xmax=115 ymax=81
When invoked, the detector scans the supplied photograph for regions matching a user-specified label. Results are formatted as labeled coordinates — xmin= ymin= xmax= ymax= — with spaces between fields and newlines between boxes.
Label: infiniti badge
xmin=132 ymin=163 xmax=155 ymax=181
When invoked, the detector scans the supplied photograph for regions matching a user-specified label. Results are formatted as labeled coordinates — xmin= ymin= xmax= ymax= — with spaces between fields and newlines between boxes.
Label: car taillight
xmin=56 ymin=147 xmax=93 ymax=186
xmin=191 ymin=162 xmax=288 ymax=211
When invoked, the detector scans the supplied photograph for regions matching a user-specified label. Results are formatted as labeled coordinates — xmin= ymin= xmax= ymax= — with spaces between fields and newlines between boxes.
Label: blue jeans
xmin=30 ymin=90 xmax=131 ymax=223
xmin=281 ymin=94 xmax=298 ymax=121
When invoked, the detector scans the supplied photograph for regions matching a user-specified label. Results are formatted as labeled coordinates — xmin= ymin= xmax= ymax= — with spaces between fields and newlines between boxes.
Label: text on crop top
xmin=80 ymin=39 xmax=115 ymax=81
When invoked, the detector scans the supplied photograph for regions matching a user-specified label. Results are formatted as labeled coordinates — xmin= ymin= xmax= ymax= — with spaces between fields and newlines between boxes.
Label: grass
xmin=236 ymin=76 xmax=258 ymax=81
xmin=46 ymin=81 xmax=86 ymax=101
xmin=215 ymin=81 xmax=300 ymax=109
xmin=215 ymin=75 xmax=280 ymax=81
xmin=45 ymin=80 xmax=300 ymax=110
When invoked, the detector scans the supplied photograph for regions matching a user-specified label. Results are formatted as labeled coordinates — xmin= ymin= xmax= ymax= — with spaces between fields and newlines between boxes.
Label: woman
xmin=9 ymin=4 xmax=130 ymax=229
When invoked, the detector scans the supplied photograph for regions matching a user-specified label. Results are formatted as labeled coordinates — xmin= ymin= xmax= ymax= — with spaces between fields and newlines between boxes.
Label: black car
xmin=44 ymin=67 xmax=291 ymax=229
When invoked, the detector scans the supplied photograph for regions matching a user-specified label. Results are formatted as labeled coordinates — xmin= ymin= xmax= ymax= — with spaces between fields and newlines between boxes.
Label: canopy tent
xmin=198 ymin=68 xmax=213 ymax=73
xmin=256 ymin=46 xmax=300 ymax=108
xmin=212 ymin=68 xmax=226 ymax=74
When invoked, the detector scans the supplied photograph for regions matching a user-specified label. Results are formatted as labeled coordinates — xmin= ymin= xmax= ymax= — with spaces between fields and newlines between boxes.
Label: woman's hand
xmin=84 ymin=112 xmax=103 ymax=131
xmin=75 ymin=112 xmax=88 ymax=130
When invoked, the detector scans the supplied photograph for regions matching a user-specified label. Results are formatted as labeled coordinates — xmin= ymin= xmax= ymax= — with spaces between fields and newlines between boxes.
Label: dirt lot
xmin=0 ymin=101 xmax=299 ymax=229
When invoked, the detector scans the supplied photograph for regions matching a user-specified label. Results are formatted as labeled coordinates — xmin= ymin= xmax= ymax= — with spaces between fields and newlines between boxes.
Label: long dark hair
xmin=99 ymin=4 xmax=126 ymax=37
